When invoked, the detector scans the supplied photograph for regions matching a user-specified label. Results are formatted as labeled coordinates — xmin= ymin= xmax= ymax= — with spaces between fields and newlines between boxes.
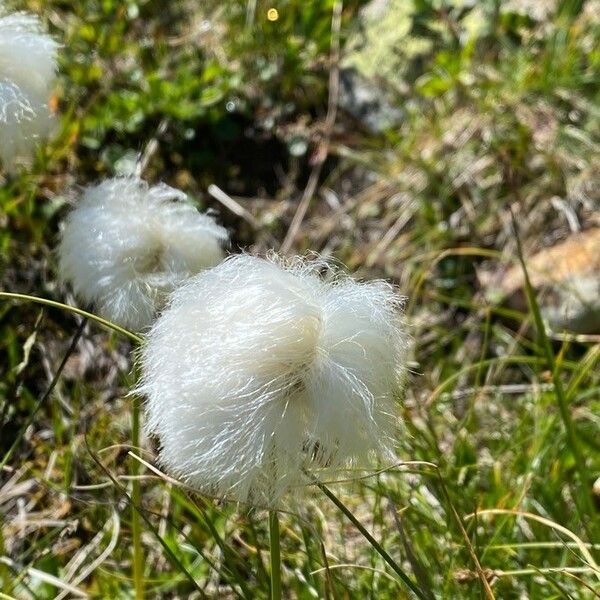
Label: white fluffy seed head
xmin=58 ymin=177 xmax=229 ymax=331
xmin=0 ymin=8 xmax=58 ymax=171
xmin=140 ymin=254 xmax=409 ymax=506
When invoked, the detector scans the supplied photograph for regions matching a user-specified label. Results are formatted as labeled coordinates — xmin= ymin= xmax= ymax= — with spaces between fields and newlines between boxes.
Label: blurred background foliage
xmin=1 ymin=0 xmax=599 ymax=598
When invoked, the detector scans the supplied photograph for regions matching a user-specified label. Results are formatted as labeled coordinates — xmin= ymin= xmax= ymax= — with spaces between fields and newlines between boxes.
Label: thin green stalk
xmin=131 ymin=395 xmax=144 ymax=600
xmin=434 ymin=473 xmax=495 ymax=600
xmin=169 ymin=490 xmax=248 ymax=598
xmin=511 ymin=213 xmax=597 ymax=529
xmin=0 ymin=525 xmax=8 ymax=594
xmin=0 ymin=292 xmax=142 ymax=344
xmin=269 ymin=511 xmax=282 ymax=600
xmin=566 ymin=345 xmax=600 ymax=401
xmin=315 ymin=481 xmax=428 ymax=600
xmin=247 ymin=514 xmax=269 ymax=587
xmin=186 ymin=498 xmax=252 ymax=598
xmin=386 ymin=495 xmax=436 ymax=600
xmin=85 ymin=436 xmax=205 ymax=596
xmin=300 ymin=525 xmax=321 ymax=596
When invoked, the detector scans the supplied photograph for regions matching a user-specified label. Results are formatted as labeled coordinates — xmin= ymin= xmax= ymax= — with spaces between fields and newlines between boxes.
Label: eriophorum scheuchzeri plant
xmin=58 ymin=176 xmax=229 ymax=331
xmin=0 ymin=5 xmax=58 ymax=171
xmin=140 ymin=253 xmax=408 ymax=504
xmin=139 ymin=252 xmax=410 ymax=598
xmin=54 ymin=174 xmax=229 ymax=598
xmin=3 ymin=6 xmax=413 ymax=598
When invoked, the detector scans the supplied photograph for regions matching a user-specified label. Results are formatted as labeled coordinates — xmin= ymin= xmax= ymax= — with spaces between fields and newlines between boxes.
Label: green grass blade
xmin=315 ymin=480 xmax=429 ymax=600
xmin=0 ymin=318 xmax=86 ymax=472
xmin=131 ymin=395 xmax=144 ymax=600
xmin=269 ymin=511 xmax=282 ymax=600
xmin=510 ymin=211 xmax=597 ymax=533
xmin=0 ymin=292 xmax=142 ymax=344
xmin=84 ymin=436 xmax=206 ymax=597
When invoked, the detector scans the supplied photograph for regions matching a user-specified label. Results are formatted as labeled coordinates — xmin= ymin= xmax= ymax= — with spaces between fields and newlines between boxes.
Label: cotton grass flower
xmin=58 ymin=177 xmax=229 ymax=331
xmin=140 ymin=254 xmax=408 ymax=506
xmin=0 ymin=8 xmax=58 ymax=171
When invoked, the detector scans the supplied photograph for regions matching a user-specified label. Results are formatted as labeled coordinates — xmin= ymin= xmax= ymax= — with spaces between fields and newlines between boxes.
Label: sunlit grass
xmin=1 ymin=0 xmax=599 ymax=598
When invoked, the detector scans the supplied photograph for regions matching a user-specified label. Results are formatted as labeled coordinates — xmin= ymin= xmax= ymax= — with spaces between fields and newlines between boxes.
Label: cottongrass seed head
xmin=58 ymin=176 xmax=229 ymax=331
xmin=0 ymin=6 xmax=58 ymax=170
xmin=140 ymin=253 xmax=409 ymax=506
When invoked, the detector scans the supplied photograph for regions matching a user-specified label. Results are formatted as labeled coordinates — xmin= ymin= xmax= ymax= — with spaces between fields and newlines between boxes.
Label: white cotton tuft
xmin=58 ymin=177 xmax=229 ymax=331
xmin=0 ymin=8 xmax=58 ymax=171
xmin=140 ymin=254 xmax=409 ymax=506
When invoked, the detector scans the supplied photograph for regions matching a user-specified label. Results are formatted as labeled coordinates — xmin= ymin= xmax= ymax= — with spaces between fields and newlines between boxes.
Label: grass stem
xmin=316 ymin=480 xmax=428 ymax=600
xmin=131 ymin=395 xmax=144 ymax=599
xmin=0 ymin=318 xmax=86 ymax=472
xmin=269 ymin=511 xmax=282 ymax=600
xmin=0 ymin=292 xmax=141 ymax=344
xmin=511 ymin=211 xmax=597 ymax=532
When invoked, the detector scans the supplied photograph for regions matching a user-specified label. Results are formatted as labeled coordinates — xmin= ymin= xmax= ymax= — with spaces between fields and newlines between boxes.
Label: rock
xmin=481 ymin=228 xmax=600 ymax=334
xmin=339 ymin=0 xmax=434 ymax=133
xmin=344 ymin=0 xmax=429 ymax=86
xmin=502 ymin=0 xmax=558 ymax=21
xmin=338 ymin=68 xmax=403 ymax=134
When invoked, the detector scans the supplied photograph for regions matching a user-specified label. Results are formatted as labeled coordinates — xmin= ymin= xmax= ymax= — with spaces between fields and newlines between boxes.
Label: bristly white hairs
xmin=58 ymin=176 xmax=229 ymax=331
xmin=0 ymin=6 xmax=58 ymax=171
xmin=140 ymin=253 xmax=409 ymax=507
